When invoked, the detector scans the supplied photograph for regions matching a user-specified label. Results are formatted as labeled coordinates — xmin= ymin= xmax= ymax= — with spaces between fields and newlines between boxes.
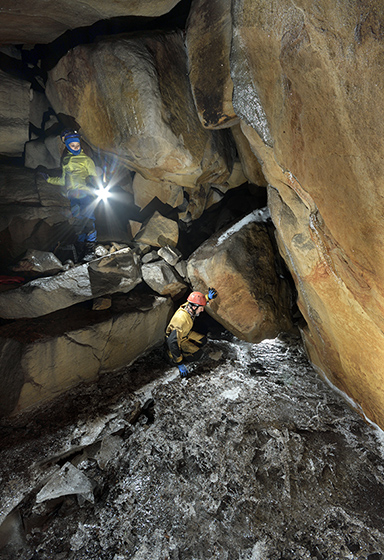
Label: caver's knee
xmin=182 ymin=347 xmax=204 ymax=363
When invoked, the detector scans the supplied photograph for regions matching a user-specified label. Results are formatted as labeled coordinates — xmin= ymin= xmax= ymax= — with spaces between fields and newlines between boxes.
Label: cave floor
xmin=1 ymin=333 xmax=384 ymax=559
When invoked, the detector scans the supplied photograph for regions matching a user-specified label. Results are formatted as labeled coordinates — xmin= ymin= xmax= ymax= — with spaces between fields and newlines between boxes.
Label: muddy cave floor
xmin=1 ymin=333 xmax=384 ymax=560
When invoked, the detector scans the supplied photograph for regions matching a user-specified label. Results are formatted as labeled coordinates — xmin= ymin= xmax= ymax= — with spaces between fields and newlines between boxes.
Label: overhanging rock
xmin=0 ymin=294 xmax=173 ymax=416
xmin=0 ymin=248 xmax=142 ymax=319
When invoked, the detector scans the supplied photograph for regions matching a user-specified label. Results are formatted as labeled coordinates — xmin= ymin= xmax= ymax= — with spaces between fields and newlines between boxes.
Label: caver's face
xmin=195 ymin=305 xmax=205 ymax=316
xmin=69 ymin=141 xmax=80 ymax=151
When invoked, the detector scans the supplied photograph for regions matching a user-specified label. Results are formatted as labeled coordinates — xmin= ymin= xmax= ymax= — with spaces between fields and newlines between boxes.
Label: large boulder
xmin=45 ymin=32 xmax=235 ymax=188
xmin=187 ymin=211 xmax=292 ymax=342
xmin=186 ymin=0 xmax=237 ymax=129
xmin=0 ymin=294 xmax=172 ymax=416
xmin=0 ymin=0 xmax=182 ymax=44
xmin=24 ymin=138 xmax=60 ymax=170
xmin=0 ymin=70 xmax=29 ymax=156
xmin=230 ymin=0 xmax=384 ymax=428
xmin=0 ymin=248 xmax=142 ymax=319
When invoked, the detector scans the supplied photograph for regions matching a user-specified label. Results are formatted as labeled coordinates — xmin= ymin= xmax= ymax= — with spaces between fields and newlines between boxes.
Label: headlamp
xmin=96 ymin=186 xmax=111 ymax=202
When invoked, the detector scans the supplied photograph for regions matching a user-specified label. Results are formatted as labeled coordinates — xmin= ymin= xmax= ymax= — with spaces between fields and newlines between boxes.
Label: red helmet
xmin=187 ymin=291 xmax=207 ymax=306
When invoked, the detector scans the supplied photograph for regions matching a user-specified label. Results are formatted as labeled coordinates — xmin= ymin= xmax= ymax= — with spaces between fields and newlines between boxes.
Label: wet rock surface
xmin=0 ymin=248 xmax=142 ymax=319
xmin=1 ymin=333 xmax=384 ymax=559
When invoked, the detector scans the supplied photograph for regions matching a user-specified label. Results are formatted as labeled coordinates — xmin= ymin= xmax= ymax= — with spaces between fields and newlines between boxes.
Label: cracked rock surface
xmin=1 ymin=333 xmax=384 ymax=559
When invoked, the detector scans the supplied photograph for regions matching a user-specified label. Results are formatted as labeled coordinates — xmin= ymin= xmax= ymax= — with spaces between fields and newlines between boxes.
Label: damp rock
xmin=0 ymin=248 xmax=142 ymax=319
xmin=158 ymin=245 xmax=182 ymax=267
xmin=36 ymin=462 xmax=94 ymax=504
xmin=95 ymin=435 xmax=124 ymax=470
xmin=11 ymin=249 xmax=64 ymax=277
xmin=142 ymin=260 xmax=187 ymax=298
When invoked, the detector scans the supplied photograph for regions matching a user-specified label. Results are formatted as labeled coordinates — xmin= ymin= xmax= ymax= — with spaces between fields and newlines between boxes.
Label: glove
xmin=208 ymin=287 xmax=218 ymax=300
xmin=37 ymin=171 xmax=49 ymax=181
xmin=178 ymin=364 xmax=189 ymax=378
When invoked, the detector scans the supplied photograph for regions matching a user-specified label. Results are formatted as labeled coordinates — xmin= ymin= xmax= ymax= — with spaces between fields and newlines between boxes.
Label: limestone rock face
xmin=0 ymin=0 xmax=182 ymax=44
xmin=29 ymin=90 xmax=51 ymax=130
xmin=0 ymin=167 xmax=71 ymax=263
xmin=134 ymin=211 xmax=179 ymax=248
xmin=24 ymin=139 xmax=61 ymax=170
xmin=187 ymin=211 xmax=292 ymax=342
xmin=0 ymin=294 xmax=172 ymax=416
xmin=231 ymin=124 xmax=267 ymax=187
xmin=0 ymin=70 xmax=29 ymax=155
xmin=132 ymin=174 xmax=184 ymax=210
xmin=0 ymin=249 xmax=142 ymax=319
xmin=46 ymin=32 xmax=234 ymax=188
xmin=231 ymin=0 xmax=384 ymax=427
xmin=186 ymin=0 xmax=237 ymax=129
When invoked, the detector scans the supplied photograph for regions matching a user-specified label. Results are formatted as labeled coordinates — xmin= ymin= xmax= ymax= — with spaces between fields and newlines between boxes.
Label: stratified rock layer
xmin=0 ymin=70 xmax=30 ymax=155
xmin=231 ymin=0 xmax=384 ymax=427
xmin=0 ymin=166 xmax=71 ymax=263
xmin=0 ymin=0 xmax=181 ymax=44
xmin=0 ymin=294 xmax=172 ymax=416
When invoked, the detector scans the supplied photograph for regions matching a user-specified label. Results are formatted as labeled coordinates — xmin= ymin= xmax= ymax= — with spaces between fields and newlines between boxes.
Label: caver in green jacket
xmin=47 ymin=150 xmax=97 ymax=193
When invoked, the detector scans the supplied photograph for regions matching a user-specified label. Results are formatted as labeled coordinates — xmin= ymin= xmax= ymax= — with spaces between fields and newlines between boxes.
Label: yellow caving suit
xmin=165 ymin=303 xmax=207 ymax=364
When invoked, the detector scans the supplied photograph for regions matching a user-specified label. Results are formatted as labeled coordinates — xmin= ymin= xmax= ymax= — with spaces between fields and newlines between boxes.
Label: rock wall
xmin=0 ymin=294 xmax=173 ymax=416
xmin=0 ymin=0 xmax=182 ymax=44
xmin=230 ymin=0 xmax=384 ymax=427
xmin=0 ymin=70 xmax=30 ymax=155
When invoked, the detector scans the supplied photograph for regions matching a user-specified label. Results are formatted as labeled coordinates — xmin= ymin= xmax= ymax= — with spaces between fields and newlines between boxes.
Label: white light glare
xmin=96 ymin=186 xmax=111 ymax=202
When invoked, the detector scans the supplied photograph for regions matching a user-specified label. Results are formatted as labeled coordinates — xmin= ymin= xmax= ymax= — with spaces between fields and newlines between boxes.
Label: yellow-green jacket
xmin=47 ymin=150 xmax=97 ymax=193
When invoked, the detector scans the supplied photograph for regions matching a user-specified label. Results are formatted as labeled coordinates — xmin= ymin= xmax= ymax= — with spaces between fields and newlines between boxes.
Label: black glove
xmin=208 ymin=287 xmax=218 ymax=300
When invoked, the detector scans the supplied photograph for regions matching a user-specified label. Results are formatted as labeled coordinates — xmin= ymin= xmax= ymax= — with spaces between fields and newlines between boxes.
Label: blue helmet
xmin=61 ymin=130 xmax=81 ymax=155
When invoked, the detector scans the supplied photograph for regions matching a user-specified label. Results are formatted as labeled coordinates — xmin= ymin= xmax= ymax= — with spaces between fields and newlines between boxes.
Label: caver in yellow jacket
xmin=166 ymin=303 xmax=207 ymax=364
xmin=47 ymin=150 xmax=97 ymax=193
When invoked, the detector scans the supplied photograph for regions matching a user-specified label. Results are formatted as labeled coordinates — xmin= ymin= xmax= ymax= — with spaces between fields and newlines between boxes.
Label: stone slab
xmin=0 ymin=248 xmax=142 ymax=319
